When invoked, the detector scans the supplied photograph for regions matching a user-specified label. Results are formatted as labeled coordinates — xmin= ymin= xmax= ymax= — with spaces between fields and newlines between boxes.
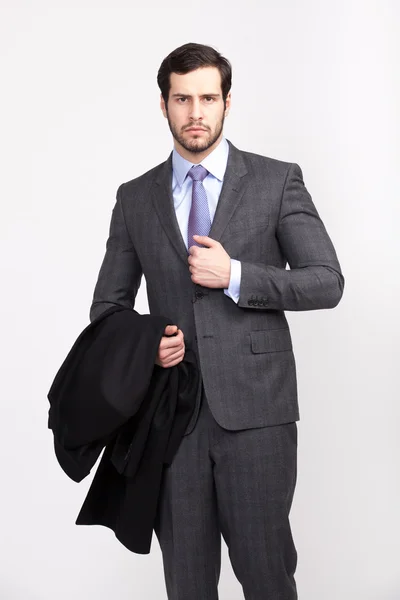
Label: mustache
xmin=184 ymin=125 xmax=209 ymax=130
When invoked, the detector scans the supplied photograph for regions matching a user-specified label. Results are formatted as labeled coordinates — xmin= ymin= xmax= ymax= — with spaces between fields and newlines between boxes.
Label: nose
xmin=188 ymin=97 xmax=203 ymax=122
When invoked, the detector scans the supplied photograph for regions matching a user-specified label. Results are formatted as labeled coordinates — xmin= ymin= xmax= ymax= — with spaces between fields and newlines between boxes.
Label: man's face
xmin=160 ymin=66 xmax=231 ymax=155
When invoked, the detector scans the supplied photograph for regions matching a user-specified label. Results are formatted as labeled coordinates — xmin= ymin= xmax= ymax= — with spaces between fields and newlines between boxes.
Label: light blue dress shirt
xmin=171 ymin=136 xmax=241 ymax=303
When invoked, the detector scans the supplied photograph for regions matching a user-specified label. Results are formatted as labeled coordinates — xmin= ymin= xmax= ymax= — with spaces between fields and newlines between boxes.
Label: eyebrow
xmin=171 ymin=93 xmax=221 ymax=98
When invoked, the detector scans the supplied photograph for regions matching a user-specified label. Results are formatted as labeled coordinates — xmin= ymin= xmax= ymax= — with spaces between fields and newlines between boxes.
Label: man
xmin=90 ymin=42 xmax=344 ymax=600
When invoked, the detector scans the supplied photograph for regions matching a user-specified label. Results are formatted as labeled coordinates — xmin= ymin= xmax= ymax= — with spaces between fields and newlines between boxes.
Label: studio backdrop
xmin=1 ymin=1 xmax=398 ymax=599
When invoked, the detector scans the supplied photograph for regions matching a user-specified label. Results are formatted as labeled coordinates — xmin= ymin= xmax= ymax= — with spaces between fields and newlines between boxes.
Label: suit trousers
xmin=154 ymin=382 xmax=298 ymax=600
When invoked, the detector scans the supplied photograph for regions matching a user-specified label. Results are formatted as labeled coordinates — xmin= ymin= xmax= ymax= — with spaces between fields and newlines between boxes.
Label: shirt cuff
xmin=223 ymin=259 xmax=241 ymax=303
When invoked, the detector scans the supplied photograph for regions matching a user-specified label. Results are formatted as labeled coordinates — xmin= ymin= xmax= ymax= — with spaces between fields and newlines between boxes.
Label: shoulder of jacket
xmin=239 ymin=147 xmax=294 ymax=174
xmin=117 ymin=159 xmax=168 ymax=196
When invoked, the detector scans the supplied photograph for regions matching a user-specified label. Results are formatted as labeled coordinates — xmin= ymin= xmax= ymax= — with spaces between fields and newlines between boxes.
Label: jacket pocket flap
xmin=228 ymin=216 xmax=269 ymax=233
xmin=250 ymin=328 xmax=292 ymax=353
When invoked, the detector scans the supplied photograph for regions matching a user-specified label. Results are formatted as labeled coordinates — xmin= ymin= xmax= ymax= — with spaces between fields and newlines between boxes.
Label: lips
xmin=186 ymin=128 xmax=207 ymax=132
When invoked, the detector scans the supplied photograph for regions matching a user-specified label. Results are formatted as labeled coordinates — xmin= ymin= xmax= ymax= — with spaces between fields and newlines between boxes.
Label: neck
xmin=174 ymin=132 xmax=224 ymax=163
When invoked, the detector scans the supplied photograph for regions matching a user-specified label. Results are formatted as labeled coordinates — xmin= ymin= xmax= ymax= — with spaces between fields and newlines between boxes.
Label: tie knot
xmin=187 ymin=164 xmax=209 ymax=182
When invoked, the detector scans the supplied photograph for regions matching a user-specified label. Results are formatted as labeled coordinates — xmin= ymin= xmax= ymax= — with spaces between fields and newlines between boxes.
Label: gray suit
xmin=90 ymin=139 xmax=344 ymax=599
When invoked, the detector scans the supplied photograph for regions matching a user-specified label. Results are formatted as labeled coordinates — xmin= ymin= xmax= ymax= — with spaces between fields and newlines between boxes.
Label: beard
xmin=165 ymin=108 xmax=225 ymax=154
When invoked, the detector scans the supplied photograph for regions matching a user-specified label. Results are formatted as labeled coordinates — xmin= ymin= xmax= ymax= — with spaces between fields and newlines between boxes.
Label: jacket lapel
xmin=208 ymin=139 xmax=249 ymax=241
xmin=152 ymin=138 xmax=249 ymax=267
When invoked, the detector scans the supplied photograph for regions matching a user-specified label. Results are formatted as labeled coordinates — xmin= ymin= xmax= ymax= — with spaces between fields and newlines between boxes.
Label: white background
xmin=1 ymin=0 xmax=399 ymax=598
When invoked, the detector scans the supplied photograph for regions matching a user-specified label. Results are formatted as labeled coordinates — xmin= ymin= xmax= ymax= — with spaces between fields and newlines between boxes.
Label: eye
xmin=204 ymin=97 xmax=214 ymax=102
xmin=177 ymin=97 xmax=187 ymax=103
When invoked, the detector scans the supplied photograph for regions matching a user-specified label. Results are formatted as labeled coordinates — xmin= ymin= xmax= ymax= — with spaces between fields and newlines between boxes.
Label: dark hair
xmin=157 ymin=42 xmax=232 ymax=107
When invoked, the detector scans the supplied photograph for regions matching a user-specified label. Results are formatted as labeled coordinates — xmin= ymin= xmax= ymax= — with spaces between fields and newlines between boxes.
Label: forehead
xmin=169 ymin=67 xmax=222 ymax=95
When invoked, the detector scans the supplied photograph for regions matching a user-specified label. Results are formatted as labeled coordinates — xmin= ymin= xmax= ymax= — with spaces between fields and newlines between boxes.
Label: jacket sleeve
xmin=237 ymin=162 xmax=345 ymax=311
xmin=89 ymin=184 xmax=143 ymax=322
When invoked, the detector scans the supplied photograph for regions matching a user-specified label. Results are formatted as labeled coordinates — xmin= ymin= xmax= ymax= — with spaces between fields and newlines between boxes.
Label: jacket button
xmin=195 ymin=290 xmax=204 ymax=299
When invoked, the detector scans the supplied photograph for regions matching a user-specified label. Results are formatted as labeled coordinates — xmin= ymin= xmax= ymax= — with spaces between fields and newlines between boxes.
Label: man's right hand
xmin=155 ymin=325 xmax=185 ymax=368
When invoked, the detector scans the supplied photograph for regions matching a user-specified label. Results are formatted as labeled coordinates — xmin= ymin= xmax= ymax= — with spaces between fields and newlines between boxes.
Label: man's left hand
xmin=188 ymin=235 xmax=231 ymax=288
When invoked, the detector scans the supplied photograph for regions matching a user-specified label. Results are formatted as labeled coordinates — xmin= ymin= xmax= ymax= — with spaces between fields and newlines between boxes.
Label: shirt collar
xmin=172 ymin=136 xmax=229 ymax=188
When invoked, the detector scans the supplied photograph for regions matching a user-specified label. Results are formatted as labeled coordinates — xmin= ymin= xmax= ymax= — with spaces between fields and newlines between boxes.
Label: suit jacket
xmin=90 ymin=139 xmax=345 ymax=434
xmin=47 ymin=305 xmax=200 ymax=554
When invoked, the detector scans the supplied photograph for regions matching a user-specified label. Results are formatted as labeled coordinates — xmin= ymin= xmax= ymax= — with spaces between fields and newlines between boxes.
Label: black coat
xmin=47 ymin=305 xmax=199 ymax=554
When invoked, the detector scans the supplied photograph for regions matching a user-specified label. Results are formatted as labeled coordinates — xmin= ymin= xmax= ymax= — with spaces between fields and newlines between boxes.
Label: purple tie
xmin=187 ymin=164 xmax=211 ymax=249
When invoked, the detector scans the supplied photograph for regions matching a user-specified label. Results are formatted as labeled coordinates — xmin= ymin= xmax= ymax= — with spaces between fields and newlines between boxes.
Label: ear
xmin=160 ymin=94 xmax=167 ymax=118
xmin=224 ymin=91 xmax=231 ymax=117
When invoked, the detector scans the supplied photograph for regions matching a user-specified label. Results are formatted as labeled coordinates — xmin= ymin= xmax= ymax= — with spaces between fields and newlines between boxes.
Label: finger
xmin=193 ymin=235 xmax=215 ymax=247
xmin=160 ymin=341 xmax=183 ymax=356
xmin=159 ymin=331 xmax=185 ymax=353
xmin=163 ymin=347 xmax=185 ymax=365
xmin=164 ymin=324 xmax=178 ymax=335
xmin=160 ymin=331 xmax=184 ymax=351
xmin=168 ymin=356 xmax=185 ymax=367
xmin=162 ymin=354 xmax=184 ymax=368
